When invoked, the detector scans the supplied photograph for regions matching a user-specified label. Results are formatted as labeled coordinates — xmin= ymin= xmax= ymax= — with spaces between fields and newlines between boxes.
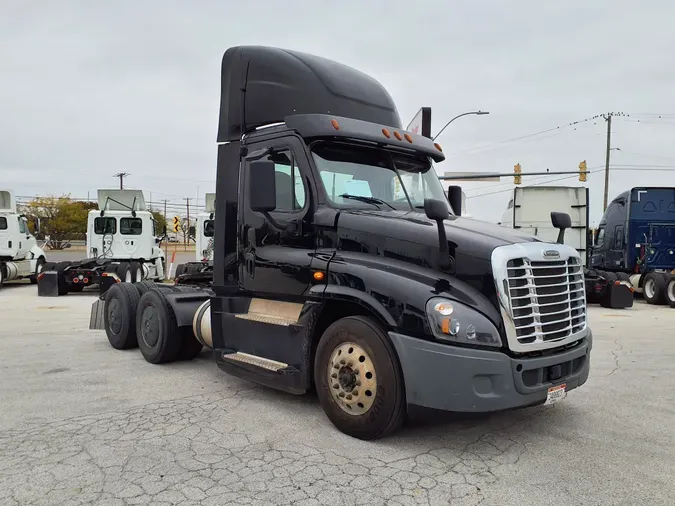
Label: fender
xmin=29 ymin=245 xmax=46 ymax=260
xmin=319 ymin=251 xmax=501 ymax=339
xmin=163 ymin=291 xmax=212 ymax=327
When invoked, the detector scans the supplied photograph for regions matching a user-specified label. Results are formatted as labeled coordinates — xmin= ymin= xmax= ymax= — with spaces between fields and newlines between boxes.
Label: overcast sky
xmin=2 ymin=0 xmax=675 ymax=224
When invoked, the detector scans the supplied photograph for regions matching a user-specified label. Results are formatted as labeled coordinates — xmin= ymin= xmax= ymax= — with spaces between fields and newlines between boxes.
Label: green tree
xmin=22 ymin=195 xmax=90 ymax=250
xmin=150 ymin=210 xmax=167 ymax=236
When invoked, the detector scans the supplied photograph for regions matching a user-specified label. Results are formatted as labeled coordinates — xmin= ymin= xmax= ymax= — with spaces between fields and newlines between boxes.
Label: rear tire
xmin=175 ymin=264 xmax=186 ymax=277
xmin=135 ymin=280 xmax=157 ymax=296
xmin=666 ymin=275 xmax=675 ymax=309
xmin=314 ymin=316 xmax=405 ymax=440
xmin=104 ymin=283 xmax=141 ymax=349
xmin=130 ymin=261 xmax=143 ymax=282
xmin=176 ymin=333 xmax=203 ymax=361
xmin=616 ymin=272 xmax=631 ymax=283
xmin=117 ymin=262 xmax=133 ymax=283
xmin=601 ymin=271 xmax=618 ymax=282
xmin=136 ymin=289 xmax=182 ymax=364
xmin=643 ymin=272 xmax=667 ymax=305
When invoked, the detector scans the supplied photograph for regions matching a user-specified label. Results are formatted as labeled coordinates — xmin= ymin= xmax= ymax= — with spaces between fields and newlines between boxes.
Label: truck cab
xmin=0 ymin=190 xmax=47 ymax=286
xmin=590 ymin=187 xmax=675 ymax=303
xmin=201 ymin=46 xmax=592 ymax=439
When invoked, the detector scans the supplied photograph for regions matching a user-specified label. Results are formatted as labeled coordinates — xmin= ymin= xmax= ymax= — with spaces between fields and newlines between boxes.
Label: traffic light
xmin=579 ymin=160 xmax=588 ymax=182
xmin=514 ymin=163 xmax=522 ymax=185
xmin=172 ymin=216 xmax=181 ymax=233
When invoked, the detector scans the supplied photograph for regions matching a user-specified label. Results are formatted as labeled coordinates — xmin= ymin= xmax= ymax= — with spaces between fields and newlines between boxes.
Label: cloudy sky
xmin=2 ymin=0 xmax=675 ymax=224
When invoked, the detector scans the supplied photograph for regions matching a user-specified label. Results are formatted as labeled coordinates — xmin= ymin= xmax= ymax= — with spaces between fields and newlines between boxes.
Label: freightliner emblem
xmin=543 ymin=249 xmax=560 ymax=259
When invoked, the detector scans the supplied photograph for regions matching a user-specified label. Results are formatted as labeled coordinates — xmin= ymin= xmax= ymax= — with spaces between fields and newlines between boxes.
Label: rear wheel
xmin=666 ymin=275 xmax=675 ymax=308
xmin=601 ymin=271 xmax=618 ymax=282
xmin=643 ymin=272 xmax=667 ymax=305
xmin=314 ymin=316 xmax=405 ymax=440
xmin=175 ymin=264 xmax=186 ymax=278
xmin=136 ymin=289 xmax=182 ymax=364
xmin=104 ymin=283 xmax=141 ymax=349
xmin=130 ymin=261 xmax=143 ymax=282
xmin=117 ymin=262 xmax=133 ymax=283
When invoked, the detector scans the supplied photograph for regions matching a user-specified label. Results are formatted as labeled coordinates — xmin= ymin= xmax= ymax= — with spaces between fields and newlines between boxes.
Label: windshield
xmin=311 ymin=142 xmax=451 ymax=213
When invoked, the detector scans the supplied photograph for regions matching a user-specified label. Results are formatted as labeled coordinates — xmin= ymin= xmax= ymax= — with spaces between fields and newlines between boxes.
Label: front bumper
xmin=389 ymin=329 xmax=592 ymax=413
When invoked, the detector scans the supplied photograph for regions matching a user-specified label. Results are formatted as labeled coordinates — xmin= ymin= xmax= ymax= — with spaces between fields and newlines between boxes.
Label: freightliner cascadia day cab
xmin=38 ymin=189 xmax=166 ymax=295
xmin=0 ymin=190 xmax=48 ymax=287
xmin=95 ymin=46 xmax=593 ymax=440
xmin=589 ymin=187 xmax=675 ymax=305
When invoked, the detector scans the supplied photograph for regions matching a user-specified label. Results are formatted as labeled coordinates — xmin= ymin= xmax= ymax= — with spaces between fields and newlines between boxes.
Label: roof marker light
xmin=331 ymin=119 xmax=340 ymax=130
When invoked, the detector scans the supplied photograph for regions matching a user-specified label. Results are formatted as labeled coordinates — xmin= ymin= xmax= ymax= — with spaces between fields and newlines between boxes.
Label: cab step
xmin=232 ymin=298 xmax=302 ymax=327
xmin=221 ymin=352 xmax=288 ymax=372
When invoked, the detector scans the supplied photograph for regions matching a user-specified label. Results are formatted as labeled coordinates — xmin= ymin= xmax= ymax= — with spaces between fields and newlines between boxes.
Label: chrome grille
xmin=491 ymin=243 xmax=588 ymax=352
xmin=506 ymin=257 xmax=586 ymax=344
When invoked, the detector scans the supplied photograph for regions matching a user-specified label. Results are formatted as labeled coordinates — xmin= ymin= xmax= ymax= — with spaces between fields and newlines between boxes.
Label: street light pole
xmin=432 ymin=111 xmax=490 ymax=141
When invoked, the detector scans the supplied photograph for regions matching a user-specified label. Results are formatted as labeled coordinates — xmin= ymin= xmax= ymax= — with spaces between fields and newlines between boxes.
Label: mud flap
xmin=600 ymin=282 xmax=634 ymax=309
xmin=89 ymin=298 xmax=106 ymax=330
xmin=37 ymin=271 xmax=68 ymax=297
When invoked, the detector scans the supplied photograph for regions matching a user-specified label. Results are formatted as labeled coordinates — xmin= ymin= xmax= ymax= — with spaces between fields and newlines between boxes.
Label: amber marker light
xmin=382 ymin=128 xmax=391 ymax=138
xmin=331 ymin=119 xmax=340 ymax=130
xmin=313 ymin=271 xmax=325 ymax=281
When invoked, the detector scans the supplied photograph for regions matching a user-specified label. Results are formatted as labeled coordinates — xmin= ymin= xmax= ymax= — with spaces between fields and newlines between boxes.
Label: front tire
xmin=314 ymin=316 xmax=405 ymax=440
xmin=31 ymin=257 xmax=47 ymax=284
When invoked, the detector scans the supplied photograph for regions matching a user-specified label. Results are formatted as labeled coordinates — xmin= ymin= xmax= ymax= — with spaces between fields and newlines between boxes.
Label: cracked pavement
xmin=1 ymin=285 xmax=674 ymax=505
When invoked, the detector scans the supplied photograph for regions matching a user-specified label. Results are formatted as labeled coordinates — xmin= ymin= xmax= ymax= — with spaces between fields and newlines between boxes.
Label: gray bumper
xmin=389 ymin=329 xmax=592 ymax=413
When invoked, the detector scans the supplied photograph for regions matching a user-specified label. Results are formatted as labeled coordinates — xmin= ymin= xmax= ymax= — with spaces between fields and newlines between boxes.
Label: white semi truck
xmin=0 ymin=190 xmax=49 ymax=287
xmin=499 ymin=186 xmax=590 ymax=266
xmin=37 ymin=189 xmax=166 ymax=296
xmin=174 ymin=193 xmax=215 ymax=280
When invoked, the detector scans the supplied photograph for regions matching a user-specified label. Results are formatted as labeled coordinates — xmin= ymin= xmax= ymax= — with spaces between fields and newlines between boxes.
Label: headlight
xmin=426 ymin=297 xmax=502 ymax=347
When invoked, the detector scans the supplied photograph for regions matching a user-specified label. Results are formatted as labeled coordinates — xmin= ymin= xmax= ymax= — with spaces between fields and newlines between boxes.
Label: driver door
xmin=239 ymin=136 xmax=317 ymax=300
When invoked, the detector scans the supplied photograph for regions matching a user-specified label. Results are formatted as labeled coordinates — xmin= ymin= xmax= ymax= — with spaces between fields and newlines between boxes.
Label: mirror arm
xmin=262 ymin=212 xmax=286 ymax=231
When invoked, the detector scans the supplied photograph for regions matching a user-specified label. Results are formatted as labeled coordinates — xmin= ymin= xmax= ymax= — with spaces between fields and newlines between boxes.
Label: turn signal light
xmin=434 ymin=143 xmax=443 ymax=152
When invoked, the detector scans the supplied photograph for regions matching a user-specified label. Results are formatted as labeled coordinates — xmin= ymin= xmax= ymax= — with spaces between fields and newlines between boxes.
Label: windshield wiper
xmin=340 ymin=194 xmax=396 ymax=210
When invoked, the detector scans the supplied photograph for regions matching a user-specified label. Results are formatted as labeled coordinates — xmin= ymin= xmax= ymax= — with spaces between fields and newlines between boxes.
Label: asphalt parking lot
xmin=1 ymin=283 xmax=674 ymax=506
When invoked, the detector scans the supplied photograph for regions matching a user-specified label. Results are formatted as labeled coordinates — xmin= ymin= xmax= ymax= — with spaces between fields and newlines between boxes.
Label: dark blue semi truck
xmin=589 ymin=187 xmax=675 ymax=306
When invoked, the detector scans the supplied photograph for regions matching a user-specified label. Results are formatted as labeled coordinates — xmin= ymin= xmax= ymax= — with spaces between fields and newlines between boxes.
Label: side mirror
xmin=424 ymin=198 xmax=451 ymax=271
xmin=424 ymin=198 xmax=450 ymax=222
xmin=551 ymin=212 xmax=572 ymax=244
xmin=446 ymin=185 xmax=463 ymax=216
xmin=248 ymin=160 xmax=276 ymax=212
xmin=33 ymin=217 xmax=41 ymax=236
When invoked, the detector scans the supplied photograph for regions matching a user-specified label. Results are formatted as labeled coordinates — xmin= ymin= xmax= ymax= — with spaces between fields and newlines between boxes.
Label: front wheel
xmin=644 ymin=272 xmax=666 ymax=305
xmin=314 ymin=316 xmax=405 ymax=440
xmin=31 ymin=257 xmax=47 ymax=284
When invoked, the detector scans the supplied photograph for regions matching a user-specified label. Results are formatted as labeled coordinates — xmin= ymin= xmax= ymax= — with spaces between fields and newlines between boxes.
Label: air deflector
xmin=217 ymin=46 xmax=402 ymax=142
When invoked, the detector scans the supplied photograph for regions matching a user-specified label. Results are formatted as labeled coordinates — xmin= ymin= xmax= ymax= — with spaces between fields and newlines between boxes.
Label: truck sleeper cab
xmin=590 ymin=187 xmax=675 ymax=304
xmin=197 ymin=46 xmax=592 ymax=439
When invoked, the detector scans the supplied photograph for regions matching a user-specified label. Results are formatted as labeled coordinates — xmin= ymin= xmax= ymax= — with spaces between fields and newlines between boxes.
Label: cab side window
xmin=596 ymin=227 xmax=606 ymax=248
xmin=0 ymin=217 xmax=7 ymax=230
xmin=264 ymin=150 xmax=306 ymax=212
xmin=18 ymin=218 xmax=27 ymax=234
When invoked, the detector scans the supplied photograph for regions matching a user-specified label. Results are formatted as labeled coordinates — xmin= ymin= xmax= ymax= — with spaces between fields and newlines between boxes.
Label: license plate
xmin=544 ymin=384 xmax=567 ymax=406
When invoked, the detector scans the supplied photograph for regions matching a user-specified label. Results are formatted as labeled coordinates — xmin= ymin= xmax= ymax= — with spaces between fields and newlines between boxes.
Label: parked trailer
xmin=499 ymin=186 xmax=589 ymax=266
xmin=589 ymin=187 xmax=675 ymax=306
xmin=0 ymin=190 xmax=49 ymax=287
xmin=92 ymin=45 xmax=593 ymax=440
xmin=38 ymin=189 xmax=166 ymax=296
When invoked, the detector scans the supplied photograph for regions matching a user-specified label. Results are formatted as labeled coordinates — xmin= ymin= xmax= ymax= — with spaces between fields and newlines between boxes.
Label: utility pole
xmin=113 ymin=172 xmax=130 ymax=189
xmin=183 ymin=198 xmax=191 ymax=251
xmin=603 ymin=114 xmax=613 ymax=211
xmin=162 ymin=199 xmax=168 ymax=260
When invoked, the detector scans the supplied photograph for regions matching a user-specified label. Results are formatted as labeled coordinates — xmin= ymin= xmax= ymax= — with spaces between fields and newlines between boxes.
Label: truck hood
xmin=336 ymin=209 xmax=540 ymax=262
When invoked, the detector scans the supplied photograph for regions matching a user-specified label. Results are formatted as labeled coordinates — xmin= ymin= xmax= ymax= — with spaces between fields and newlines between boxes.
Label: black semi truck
xmin=92 ymin=45 xmax=593 ymax=440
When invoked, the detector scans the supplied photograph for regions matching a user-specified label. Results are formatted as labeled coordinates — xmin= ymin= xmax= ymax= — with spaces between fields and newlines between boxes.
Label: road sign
xmin=172 ymin=216 xmax=181 ymax=233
